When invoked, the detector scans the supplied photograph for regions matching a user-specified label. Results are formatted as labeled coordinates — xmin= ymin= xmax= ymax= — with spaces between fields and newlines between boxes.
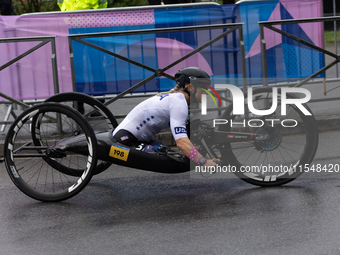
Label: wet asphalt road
xmin=0 ymin=131 xmax=340 ymax=255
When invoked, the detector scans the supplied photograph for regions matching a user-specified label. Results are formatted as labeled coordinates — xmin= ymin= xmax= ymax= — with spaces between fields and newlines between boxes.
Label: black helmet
xmin=174 ymin=67 xmax=211 ymax=88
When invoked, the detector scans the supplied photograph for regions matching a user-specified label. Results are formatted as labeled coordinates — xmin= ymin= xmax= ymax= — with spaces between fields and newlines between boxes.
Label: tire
xmin=218 ymin=87 xmax=319 ymax=186
xmin=43 ymin=92 xmax=118 ymax=175
xmin=45 ymin=92 xmax=118 ymax=129
xmin=4 ymin=103 xmax=98 ymax=202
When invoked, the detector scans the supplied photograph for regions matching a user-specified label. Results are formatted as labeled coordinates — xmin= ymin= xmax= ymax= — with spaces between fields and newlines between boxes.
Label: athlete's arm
xmin=176 ymin=137 xmax=217 ymax=167
xmin=168 ymin=95 xmax=217 ymax=167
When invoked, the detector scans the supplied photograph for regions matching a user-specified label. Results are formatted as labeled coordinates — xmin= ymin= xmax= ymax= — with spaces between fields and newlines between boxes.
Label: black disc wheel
xmin=4 ymin=103 xmax=98 ymax=202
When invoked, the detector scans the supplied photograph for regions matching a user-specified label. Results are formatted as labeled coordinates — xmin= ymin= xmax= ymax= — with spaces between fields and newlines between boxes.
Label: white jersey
xmin=112 ymin=93 xmax=188 ymax=142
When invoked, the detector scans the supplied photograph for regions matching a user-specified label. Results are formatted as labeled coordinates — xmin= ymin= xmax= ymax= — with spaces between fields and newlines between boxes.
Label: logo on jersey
xmin=174 ymin=127 xmax=186 ymax=134
xmin=158 ymin=94 xmax=169 ymax=100
xmin=136 ymin=115 xmax=154 ymax=130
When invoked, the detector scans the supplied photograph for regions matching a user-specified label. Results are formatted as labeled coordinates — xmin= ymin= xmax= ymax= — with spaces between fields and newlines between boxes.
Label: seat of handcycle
xmin=93 ymin=129 xmax=191 ymax=173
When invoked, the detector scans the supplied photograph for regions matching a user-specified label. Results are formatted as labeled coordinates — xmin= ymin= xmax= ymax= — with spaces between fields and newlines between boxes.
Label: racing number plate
xmin=109 ymin=144 xmax=130 ymax=161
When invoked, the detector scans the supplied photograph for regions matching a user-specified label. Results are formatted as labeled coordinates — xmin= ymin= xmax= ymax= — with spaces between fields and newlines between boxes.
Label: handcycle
xmin=2 ymin=87 xmax=319 ymax=202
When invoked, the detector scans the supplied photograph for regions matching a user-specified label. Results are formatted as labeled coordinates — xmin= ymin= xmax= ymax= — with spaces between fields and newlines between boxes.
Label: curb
xmin=315 ymin=115 xmax=340 ymax=133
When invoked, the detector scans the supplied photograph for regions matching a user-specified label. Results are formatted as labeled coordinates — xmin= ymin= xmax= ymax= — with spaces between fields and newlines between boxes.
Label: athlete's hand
xmin=203 ymin=159 xmax=220 ymax=167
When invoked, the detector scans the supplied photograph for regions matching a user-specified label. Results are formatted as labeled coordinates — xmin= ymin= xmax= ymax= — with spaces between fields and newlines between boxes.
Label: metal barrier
xmin=67 ymin=23 xmax=247 ymax=110
xmin=1 ymin=6 xmax=334 ymax=127
xmin=19 ymin=2 xmax=230 ymax=95
xmin=0 ymin=36 xmax=59 ymax=126
xmin=259 ymin=16 xmax=340 ymax=103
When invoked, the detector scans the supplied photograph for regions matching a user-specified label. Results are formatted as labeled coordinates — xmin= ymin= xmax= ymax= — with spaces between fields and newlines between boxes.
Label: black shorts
xmin=113 ymin=129 xmax=139 ymax=146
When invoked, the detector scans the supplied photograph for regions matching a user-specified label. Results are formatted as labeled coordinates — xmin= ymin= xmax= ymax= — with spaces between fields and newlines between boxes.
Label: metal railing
xmin=67 ymin=23 xmax=247 ymax=109
xmin=259 ymin=16 xmax=340 ymax=103
xmin=1 ymin=9 xmax=337 ymax=127
xmin=0 ymin=36 xmax=59 ymax=126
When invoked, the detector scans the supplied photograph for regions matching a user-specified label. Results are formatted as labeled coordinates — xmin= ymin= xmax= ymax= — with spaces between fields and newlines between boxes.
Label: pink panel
xmin=245 ymin=2 xmax=282 ymax=58
xmin=156 ymin=38 xmax=213 ymax=77
xmin=245 ymin=0 xmax=323 ymax=59
xmin=68 ymin=10 xmax=155 ymax=28
xmin=0 ymin=9 xmax=156 ymax=101
xmin=280 ymin=0 xmax=323 ymax=47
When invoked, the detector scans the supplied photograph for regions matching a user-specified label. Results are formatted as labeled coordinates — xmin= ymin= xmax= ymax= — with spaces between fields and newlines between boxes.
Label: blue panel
xmin=154 ymin=5 xmax=228 ymax=28
xmin=280 ymin=4 xmax=314 ymax=47
xmin=282 ymin=43 xmax=325 ymax=79
xmin=70 ymin=25 xmax=158 ymax=94
xmin=239 ymin=0 xmax=279 ymax=54
xmin=68 ymin=2 xmax=324 ymax=94
xmin=76 ymin=78 xmax=160 ymax=95
xmin=154 ymin=5 xmax=238 ymax=77
xmin=69 ymin=5 xmax=243 ymax=95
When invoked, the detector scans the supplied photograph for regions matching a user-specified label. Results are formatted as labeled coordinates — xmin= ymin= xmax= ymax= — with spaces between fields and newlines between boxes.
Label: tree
xmin=108 ymin=0 xmax=148 ymax=8
xmin=223 ymin=0 xmax=235 ymax=4
xmin=12 ymin=0 xmax=148 ymax=15
xmin=13 ymin=0 xmax=59 ymax=14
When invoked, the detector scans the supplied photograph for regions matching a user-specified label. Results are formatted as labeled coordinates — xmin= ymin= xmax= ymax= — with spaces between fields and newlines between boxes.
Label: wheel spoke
xmin=4 ymin=103 xmax=97 ymax=202
xmin=217 ymin=87 xmax=318 ymax=186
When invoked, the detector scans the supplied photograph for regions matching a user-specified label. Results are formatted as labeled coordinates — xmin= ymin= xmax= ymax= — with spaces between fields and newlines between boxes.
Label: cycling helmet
xmin=174 ymin=67 xmax=211 ymax=88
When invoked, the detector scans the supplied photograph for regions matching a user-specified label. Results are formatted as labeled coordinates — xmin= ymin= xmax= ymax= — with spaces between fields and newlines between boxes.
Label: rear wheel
xmin=4 ymin=103 xmax=98 ymax=202
xmin=43 ymin=92 xmax=118 ymax=175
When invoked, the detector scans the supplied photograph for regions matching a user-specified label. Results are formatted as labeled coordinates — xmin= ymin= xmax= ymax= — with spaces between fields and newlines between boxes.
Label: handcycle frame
xmin=2 ymin=88 xmax=319 ymax=201
xmin=47 ymin=118 xmax=261 ymax=174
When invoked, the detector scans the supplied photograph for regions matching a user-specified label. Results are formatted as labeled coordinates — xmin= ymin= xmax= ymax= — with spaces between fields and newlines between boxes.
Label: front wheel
xmin=218 ymin=87 xmax=319 ymax=186
xmin=4 ymin=103 xmax=98 ymax=202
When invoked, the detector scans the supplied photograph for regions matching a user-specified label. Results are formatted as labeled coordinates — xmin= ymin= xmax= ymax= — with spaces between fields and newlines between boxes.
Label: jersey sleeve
xmin=169 ymin=99 xmax=188 ymax=140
